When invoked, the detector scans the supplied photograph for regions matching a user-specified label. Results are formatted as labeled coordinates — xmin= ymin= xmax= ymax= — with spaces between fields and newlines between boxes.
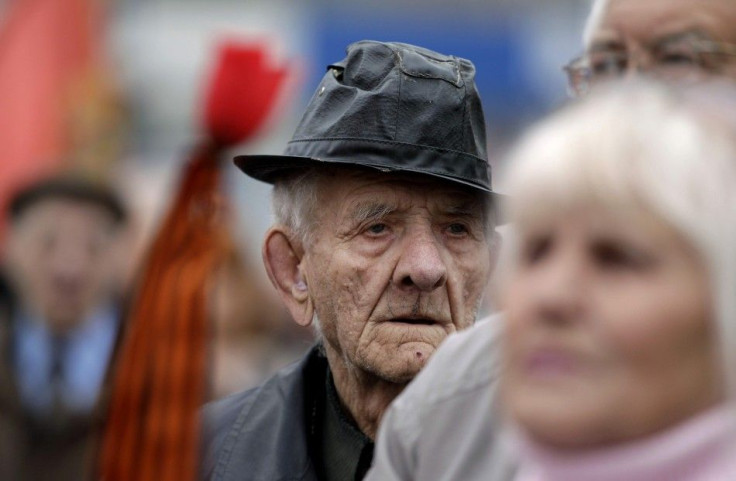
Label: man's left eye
xmin=447 ymin=223 xmax=468 ymax=235
xmin=659 ymin=51 xmax=698 ymax=65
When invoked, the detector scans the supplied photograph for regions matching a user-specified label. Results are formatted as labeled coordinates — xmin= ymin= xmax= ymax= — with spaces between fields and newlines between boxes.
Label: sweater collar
xmin=513 ymin=405 xmax=736 ymax=481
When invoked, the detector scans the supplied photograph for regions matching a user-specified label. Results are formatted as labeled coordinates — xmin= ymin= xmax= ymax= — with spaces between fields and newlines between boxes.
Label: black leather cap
xmin=234 ymin=40 xmax=494 ymax=193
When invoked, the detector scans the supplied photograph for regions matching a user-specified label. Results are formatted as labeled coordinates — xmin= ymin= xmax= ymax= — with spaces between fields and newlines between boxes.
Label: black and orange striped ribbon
xmin=99 ymin=144 xmax=227 ymax=481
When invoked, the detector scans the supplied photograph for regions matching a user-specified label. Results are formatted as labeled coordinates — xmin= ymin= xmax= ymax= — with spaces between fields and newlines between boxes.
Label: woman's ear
xmin=262 ymin=227 xmax=314 ymax=327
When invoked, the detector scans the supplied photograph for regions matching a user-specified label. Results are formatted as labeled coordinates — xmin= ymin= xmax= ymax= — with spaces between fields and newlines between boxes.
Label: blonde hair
xmin=502 ymin=80 xmax=736 ymax=401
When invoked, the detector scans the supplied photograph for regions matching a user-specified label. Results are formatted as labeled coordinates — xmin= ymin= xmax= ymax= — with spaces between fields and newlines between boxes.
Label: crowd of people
xmin=2 ymin=0 xmax=736 ymax=480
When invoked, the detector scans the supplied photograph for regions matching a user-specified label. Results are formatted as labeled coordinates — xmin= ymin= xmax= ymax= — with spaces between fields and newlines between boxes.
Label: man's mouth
xmin=389 ymin=318 xmax=437 ymax=325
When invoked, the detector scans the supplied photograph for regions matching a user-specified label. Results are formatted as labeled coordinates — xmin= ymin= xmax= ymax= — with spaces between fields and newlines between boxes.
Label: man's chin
xmin=363 ymin=342 xmax=438 ymax=384
xmin=44 ymin=306 xmax=86 ymax=332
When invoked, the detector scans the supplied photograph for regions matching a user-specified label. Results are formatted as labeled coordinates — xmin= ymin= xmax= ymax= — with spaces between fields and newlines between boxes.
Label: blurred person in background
xmin=565 ymin=0 xmax=736 ymax=96
xmin=368 ymin=81 xmax=736 ymax=480
xmin=498 ymin=80 xmax=736 ymax=481
xmin=202 ymin=40 xmax=500 ymax=481
xmin=0 ymin=175 xmax=129 ymax=481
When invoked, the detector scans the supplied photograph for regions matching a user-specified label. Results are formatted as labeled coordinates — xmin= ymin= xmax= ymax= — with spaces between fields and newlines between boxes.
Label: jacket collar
xmin=213 ymin=346 xmax=326 ymax=481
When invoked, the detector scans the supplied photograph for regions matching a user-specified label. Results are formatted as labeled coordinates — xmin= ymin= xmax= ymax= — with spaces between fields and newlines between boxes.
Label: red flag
xmin=0 ymin=0 xmax=110 ymax=240
xmin=203 ymin=40 xmax=292 ymax=146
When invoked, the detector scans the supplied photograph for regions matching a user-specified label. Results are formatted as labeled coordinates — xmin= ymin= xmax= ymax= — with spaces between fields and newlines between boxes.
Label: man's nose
xmin=624 ymin=48 xmax=654 ymax=78
xmin=624 ymin=61 xmax=646 ymax=79
xmin=50 ymin=243 xmax=90 ymax=282
xmin=393 ymin=227 xmax=448 ymax=292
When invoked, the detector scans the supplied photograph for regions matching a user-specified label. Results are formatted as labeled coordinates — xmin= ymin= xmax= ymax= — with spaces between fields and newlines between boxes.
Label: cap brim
xmin=234 ymin=154 xmax=507 ymax=223
xmin=234 ymin=154 xmax=496 ymax=192
xmin=233 ymin=154 xmax=321 ymax=184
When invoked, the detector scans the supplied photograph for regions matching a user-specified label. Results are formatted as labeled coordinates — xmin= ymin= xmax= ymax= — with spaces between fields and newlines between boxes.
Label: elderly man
xmin=365 ymin=1 xmax=736 ymax=480
xmin=202 ymin=40 xmax=500 ymax=481
xmin=0 ymin=176 xmax=128 ymax=481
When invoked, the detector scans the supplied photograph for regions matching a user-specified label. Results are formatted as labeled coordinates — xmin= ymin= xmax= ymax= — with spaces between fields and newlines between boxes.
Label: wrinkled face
xmin=5 ymin=199 xmax=123 ymax=332
xmin=501 ymin=204 xmax=722 ymax=449
xmin=588 ymin=0 xmax=736 ymax=81
xmin=301 ymin=172 xmax=494 ymax=383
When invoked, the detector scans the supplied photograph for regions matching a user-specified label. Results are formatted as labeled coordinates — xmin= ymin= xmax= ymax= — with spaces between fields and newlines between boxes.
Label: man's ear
xmin=262 ymin=227 xmax=314 ymax=327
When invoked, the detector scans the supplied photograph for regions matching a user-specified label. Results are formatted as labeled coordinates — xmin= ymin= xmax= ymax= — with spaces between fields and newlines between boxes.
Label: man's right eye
xmin=590 ymin=55 xmax=626 ymax=76
xmin=367 ymin=223 xmax=387 ymax=235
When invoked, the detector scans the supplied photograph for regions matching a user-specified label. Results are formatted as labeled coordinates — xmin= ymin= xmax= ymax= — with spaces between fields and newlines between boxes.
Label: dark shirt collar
xmin=315 ymin=363 xmax=374 ymax=481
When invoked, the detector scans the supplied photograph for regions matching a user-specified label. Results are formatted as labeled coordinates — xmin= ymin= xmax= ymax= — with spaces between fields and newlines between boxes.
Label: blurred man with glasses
xmin=566 ymin=0 xmax=736 ymax=96
xmin=365 ymin=1 xmax=736 ymax=480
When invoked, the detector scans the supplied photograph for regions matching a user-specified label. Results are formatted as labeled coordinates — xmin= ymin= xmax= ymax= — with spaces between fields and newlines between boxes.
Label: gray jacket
xmin=365 ymin=316 xmax=517 ymax=481
xmin=202 ymin=346 xmax=325 ymax=481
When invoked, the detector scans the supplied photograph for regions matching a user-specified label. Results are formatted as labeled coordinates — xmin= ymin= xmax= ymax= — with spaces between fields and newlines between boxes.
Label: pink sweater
xmin=514 ymin=406 xmax=736 ymax=481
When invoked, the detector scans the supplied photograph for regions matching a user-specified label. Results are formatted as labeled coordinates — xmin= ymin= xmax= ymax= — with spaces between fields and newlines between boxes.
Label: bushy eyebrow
xmin=348 ymin=202 xmax=396 ymax=225
xmin=589 ymin=39 xmax=625 ymax=53
xmin=442 ymin=190 xmax=488 ymax=215
xmin=344 ymin=194 xmax=486 ymax=232
xmin=589 ymin=29 xmax=714 ymax=54
xmin=443 ymin=201 xmax=482 ymax=218
xmin=650 ymin=30 xmax=715 ymax=49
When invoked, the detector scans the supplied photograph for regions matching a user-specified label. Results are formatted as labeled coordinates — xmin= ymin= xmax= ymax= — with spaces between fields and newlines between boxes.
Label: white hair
xmin=501 ymin=80 xmax=736 ymax=402
xmin=271 ymin=168 xmax=323 ymax=248
xmin=582 ymin=0 xmax=611 ymax=48
xmin=272 ymin=165 xmax=497 ymax=247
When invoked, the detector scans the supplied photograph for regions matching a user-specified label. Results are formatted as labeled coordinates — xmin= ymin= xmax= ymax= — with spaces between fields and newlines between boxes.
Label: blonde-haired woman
xmin=501 ymin=80 xmax=736 ymax=480
xmin=366 ymin=81 xmax=736 ymax=481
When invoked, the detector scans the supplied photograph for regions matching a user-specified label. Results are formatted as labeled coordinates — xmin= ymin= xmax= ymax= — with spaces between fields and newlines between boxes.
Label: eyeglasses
xmin=564 ymin=34 xmax=736 ymax=97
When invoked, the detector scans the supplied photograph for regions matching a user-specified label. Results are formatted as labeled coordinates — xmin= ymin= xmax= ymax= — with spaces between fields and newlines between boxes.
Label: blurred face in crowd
xmin=5 ymin=199 xmax=124 ymax=332
xmin=568 ymin=0 xmax=736 ymax=95
xmin=280 ymin=170 xmax=494 ymax=384
xmin=501 ymin=203 xmax=722 ymax=449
